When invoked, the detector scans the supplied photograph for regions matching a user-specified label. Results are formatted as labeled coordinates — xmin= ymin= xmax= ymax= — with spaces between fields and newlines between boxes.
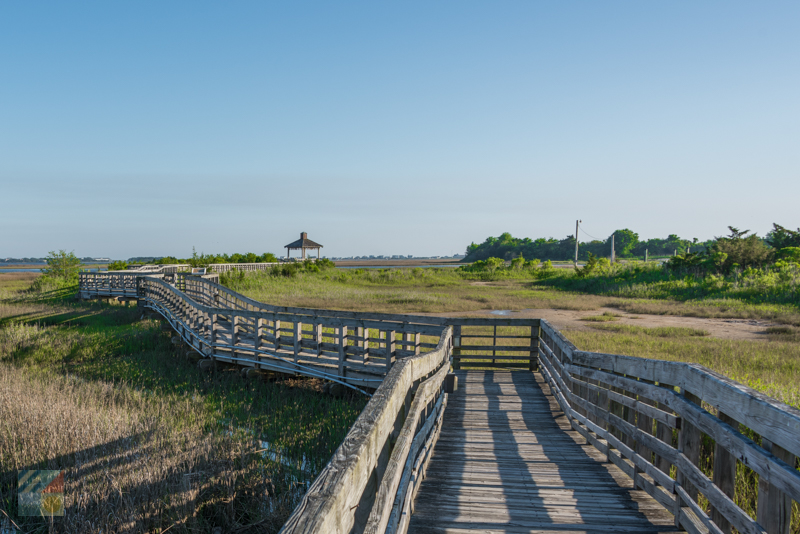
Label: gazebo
xmin=285 ymin=232 xmax=323 ymax=260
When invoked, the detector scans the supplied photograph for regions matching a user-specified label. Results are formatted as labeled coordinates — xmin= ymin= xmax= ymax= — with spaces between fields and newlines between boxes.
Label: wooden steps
xmin=407 ymin=371 xmax=679 ymax=534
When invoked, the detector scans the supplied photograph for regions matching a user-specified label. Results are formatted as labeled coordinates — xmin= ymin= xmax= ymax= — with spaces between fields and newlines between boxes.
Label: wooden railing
xmin=137 ymin=276 xmax=447 ymax=388
xmin=208 ymin=262 xmax=279 ymax=273
xmin=538 ymin=319 xmax=800 ymax=534
xmin=78 ymin=271 xmax=149 ymax=299
xmin=280 ymin=328 xmax=452 ymax=534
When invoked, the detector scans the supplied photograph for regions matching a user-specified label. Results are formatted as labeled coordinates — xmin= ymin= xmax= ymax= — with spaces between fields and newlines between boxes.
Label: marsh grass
xmin=580 ymin=312 xmax=621 ymax=322
xmin=222 ymin=267 xmax=800 ymax=325
xmin=564 ymin=328 xmax=800 ymax=408
xmin=0 ymin=279 xmax=366 ymax=532
xmin=586 ymin=323 xmax=711 ymax=337
xmin=224 ymin=268 xmax=618 ymax=313
xmin=0 ymin=366 xmax=299 ymax=533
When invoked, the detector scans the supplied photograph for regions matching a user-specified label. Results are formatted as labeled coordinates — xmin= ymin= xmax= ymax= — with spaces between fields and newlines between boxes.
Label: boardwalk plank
xmin=407 ymin=371 xmax=678 ymax=534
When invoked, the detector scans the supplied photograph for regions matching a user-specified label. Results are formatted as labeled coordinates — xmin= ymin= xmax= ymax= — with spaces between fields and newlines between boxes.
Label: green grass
xmin=539 ymin=260 xmax=800 ymax=324
xmin=585 ymin=323 xmax=711 ymax=337
xmin=220 ymin=264 xmax=800 ymax=325
xmin=580 ymin=312 xmax=621 ymax=322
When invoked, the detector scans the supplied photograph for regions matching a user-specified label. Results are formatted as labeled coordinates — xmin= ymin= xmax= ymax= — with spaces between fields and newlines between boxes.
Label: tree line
xmin=464 ymin=224 xmax=800 ymax=263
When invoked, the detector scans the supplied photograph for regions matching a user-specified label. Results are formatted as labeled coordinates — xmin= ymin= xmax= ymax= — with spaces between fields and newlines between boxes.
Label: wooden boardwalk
xmin=408 ymin=371 xmax=679 ymax=534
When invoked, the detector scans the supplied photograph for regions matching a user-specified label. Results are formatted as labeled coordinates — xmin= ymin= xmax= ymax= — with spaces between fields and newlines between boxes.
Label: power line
xmin=579 ymin=227 xmax=602 ymax=241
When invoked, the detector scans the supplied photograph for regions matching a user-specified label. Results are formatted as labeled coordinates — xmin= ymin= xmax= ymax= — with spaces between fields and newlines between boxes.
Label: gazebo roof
xmin=285 ymin=232 xmax=323 ymax=249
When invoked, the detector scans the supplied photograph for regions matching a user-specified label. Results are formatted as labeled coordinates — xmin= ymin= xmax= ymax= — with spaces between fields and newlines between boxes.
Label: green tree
xmin=766 ymin=223 xmax=800 ymax=249
xmin=608 ymin=229 xmax=639 ymax=257
xmin=712 ymin=227 xmax=772 ymax=271
xmin=41 ymin=250 xmax=82 ymax=280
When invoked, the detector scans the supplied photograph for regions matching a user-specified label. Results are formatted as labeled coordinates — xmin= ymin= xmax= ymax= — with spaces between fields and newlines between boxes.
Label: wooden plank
xmin=338 ymin=326 xmax=348 ymax=378
xmin=711 ymin=411 xmax=737 ymax=534
xmin=757 ymin=439 xmax=794 ymax=534
xmin=406 ymin=371 xmax=678 ymax=534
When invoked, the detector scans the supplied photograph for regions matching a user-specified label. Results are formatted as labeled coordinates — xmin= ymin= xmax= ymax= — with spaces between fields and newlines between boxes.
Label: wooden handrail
xmin=280 ymin=328 xmax=452 ymax=534
xmin=538 ymin=319 xmax=800 ymax=534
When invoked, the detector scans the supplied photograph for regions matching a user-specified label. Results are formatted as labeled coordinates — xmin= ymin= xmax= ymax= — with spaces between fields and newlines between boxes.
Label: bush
xmin=107 ymin=260 xmax=129 ymax=271
xmin=40 ymin=250 xmax=81 ymax=280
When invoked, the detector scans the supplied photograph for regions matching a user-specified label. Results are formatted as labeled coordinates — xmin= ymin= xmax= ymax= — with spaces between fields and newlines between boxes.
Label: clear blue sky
xmin=1 ymin=1 xmax=798 ymax=259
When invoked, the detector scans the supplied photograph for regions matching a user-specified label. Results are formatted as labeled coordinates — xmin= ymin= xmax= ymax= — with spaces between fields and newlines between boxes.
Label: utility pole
xmin=574 ymin=220 xmax=581 ymax=267
xmin=611 ymin=234 xmax=616 ymax=263
xmin=645 ymin=249 xmax=648 ymax=262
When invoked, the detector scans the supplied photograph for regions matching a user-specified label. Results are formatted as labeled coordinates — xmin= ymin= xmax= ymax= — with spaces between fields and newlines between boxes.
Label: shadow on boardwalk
xmin=407 ymin=370 xmax=677 ymax=533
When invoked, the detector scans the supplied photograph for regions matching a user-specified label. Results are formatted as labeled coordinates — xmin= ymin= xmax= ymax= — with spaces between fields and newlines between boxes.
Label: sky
xmin=1 ymin=1 xmax=798 ymax=259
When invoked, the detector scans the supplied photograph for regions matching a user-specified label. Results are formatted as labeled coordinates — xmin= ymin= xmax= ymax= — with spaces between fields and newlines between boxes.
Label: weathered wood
xmin=364 ymin=361 xmax=449 ymax=534
xmin=711 ymin=411 xmax=737 ymax=534
xmin=338 ymin=326 xmax=348 ymax=377
xmin=280 ymin=328 xmax=452 ymax=534
xmin=406 ymin=371 xmax=678 ymax=534
xmin=757 ymin=439 xmax=794 ymax=534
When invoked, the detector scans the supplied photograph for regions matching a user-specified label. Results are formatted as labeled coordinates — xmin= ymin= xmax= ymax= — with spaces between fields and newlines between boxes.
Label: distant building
xmin=285 ymin=232 xmax=323 ymax=260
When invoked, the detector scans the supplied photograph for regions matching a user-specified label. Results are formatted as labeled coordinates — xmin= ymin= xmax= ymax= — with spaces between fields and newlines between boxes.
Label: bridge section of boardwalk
xmin=78 ymin=271 xmax=800 ymax=534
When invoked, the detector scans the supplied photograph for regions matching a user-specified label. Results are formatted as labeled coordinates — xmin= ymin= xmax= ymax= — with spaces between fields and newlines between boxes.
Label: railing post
xmin=655 ymin=382 xmax=675 ymax=475
xmin=452 ymin=324 xmax=461 ymax=370
xmin=677 ymin=390 xmax=702 ymax=503
xmin=294 ymin=321 xmax=302 ymax=363
xmin=255 ymin=317 xmax=263 ymax=368
xmin=529 ymin=324 xmax=540 ymax=371
xmin=338 ymin=326 xmax=348 ymax=378
xmin=274 ymin=318 xmax=281 ymax=351
xmin=231 ymin=314 xmax=239 ymax=361
xmin=492 ymin=324 xmax=497 ymax=366
xmin=757 ymin=439 xmax=795 ymax=534
xmin=210 ymin=313 xmax=217 ymax=356
xmin=385 ymin=330 xmax=395 ymax=373
xmin=711 ymin=411 xmax=737 ymax=534
xmin=363 ymin=325 xmax=370 ymax=361
xmin=315 ymin=323 xmax=323 ymax=358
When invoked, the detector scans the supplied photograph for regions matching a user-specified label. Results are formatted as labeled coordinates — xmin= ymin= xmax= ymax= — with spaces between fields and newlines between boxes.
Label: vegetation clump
xmin=30 ymin=250 xmax=82 ymax=292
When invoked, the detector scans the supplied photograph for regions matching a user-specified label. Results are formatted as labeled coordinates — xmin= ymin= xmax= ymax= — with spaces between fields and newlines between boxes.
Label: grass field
xmin=223 ymin=266 xmax=800 ymax=324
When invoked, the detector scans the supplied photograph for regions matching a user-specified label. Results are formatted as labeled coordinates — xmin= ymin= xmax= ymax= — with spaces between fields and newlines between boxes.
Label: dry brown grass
xmin=0 ymin=367 xmax=302 ymax=533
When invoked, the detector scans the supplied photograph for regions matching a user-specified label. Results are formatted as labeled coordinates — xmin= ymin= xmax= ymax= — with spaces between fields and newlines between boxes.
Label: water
xmin=490 ymin=310 xmax=512 ymax=316
xmin=337 ymin=264 xmax=459 ymax=270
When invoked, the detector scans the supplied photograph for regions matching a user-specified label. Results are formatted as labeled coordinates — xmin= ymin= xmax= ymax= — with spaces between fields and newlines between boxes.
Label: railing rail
xmin=538 ymin=319 xmax=800 ymax=534
xmin=136 ymin=276 xmax=446 ymax=388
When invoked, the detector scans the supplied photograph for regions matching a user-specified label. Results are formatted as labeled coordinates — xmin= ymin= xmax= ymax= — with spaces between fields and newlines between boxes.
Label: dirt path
xmin=432 ymin=307 xmax=778 ymax=342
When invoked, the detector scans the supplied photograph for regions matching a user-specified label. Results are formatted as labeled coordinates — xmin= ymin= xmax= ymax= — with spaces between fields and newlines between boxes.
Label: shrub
xmin=40 ymin=250 xmax=81 ymax=280
xmin=107 ymin=260 xmax=129 ymax=271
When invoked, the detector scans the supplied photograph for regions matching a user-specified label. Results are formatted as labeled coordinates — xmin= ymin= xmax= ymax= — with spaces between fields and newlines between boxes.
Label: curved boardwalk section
xmin=408 ymin=371 xmax=677 ymax=533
